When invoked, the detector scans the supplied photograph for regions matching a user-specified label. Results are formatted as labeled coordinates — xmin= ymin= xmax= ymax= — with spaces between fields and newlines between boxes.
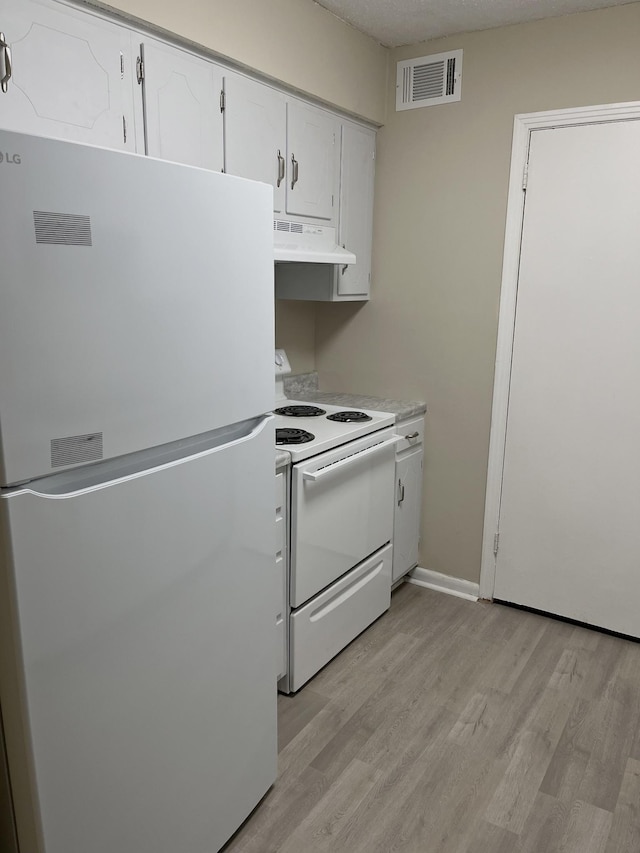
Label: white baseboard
xmin=407 ymin=567 xmax=480 ymax=602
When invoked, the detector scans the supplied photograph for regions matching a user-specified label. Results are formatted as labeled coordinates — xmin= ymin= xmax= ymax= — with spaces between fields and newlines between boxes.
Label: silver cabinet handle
xmin=0 ymin=33 xmax=12 ymax=94
xmin=290 ymin=154 xmax=299 ymax=190
xmin=397 ymin=479 xmax=405 ymax=506
xmin=276 ymin=150 xmax=285 ymax=187
xmin=404 ymin=431 xmax=420 ymax=440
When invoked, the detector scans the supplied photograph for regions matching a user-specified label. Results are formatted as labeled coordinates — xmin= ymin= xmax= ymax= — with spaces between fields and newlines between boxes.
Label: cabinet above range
xmin=224 ymin=74 xmax=340 ymax=226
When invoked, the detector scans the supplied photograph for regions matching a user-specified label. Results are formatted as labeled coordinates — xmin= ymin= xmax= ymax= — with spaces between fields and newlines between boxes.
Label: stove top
xmin=273 ymin=399 xmax=395 ymax=462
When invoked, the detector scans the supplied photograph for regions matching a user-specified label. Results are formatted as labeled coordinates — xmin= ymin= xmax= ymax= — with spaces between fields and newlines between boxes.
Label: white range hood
xmin=273 ymin=219 xmax=356 ymax=265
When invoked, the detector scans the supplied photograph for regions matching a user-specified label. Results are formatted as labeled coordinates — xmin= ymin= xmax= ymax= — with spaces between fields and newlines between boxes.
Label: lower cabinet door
xmin=392 ymin=446 xmax=423 ymax=582
xmin=290 ymin=544 xmax=392 ymax=692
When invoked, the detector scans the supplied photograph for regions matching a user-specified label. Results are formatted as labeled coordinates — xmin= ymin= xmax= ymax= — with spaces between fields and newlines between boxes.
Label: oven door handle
xmin=302 ymin=436 xmax=401 ymax=482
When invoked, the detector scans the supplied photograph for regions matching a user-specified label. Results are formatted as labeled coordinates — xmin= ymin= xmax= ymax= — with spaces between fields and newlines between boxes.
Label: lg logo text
xmin=0 ymin=152 xmax=21 ymax=164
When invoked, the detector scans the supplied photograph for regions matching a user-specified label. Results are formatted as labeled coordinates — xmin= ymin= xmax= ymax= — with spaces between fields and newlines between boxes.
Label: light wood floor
xmin=223 ymin=582 xmax=640 ymax=852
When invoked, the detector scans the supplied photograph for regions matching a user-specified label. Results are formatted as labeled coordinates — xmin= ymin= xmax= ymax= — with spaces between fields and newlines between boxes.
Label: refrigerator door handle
xmin=6 ymin=415 xmax=274 ymax=500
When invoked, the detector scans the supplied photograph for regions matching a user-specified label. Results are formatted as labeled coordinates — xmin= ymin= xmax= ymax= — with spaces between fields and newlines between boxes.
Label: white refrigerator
xmin=0 ymin=130 xmax=277 ymax=853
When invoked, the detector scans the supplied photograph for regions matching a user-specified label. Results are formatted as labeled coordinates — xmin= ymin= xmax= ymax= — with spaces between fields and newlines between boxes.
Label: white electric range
xmin=274 ymin=351 xmax=397 ymax=693
xmin=273 ymin=348 xmax=395 ymax=458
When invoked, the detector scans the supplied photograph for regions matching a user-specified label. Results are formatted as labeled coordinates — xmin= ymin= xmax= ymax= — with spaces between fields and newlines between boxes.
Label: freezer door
xmin=0 ymin=130 xmax=274 ymax=485
xmin=0 ymin=418 xmax=277 ymax=853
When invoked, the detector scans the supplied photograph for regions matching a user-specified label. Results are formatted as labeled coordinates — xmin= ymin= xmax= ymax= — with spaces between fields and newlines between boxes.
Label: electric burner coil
xmin=326 ymin=410 xmax=373 ymax=423
xmin=274 ymin=405 xmax=326 ymax=417
xmin=276 ymin=428 xmax=315 ymax=445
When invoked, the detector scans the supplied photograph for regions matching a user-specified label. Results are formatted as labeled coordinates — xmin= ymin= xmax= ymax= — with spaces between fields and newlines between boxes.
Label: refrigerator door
xmin=0 ymin=417 xmax=277 ymax=853
xmin=0 ymin=130 xmax=274 ymax=486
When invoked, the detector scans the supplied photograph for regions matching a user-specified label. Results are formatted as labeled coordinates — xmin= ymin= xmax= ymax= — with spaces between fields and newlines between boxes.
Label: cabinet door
xmin=337 ymin=123 xmax=375 ymax=299
xmin=224 ymin=73 xmax=286 ymax=214
xmin=286 ymin=99 xmax=338 ymax=222
xmin=0 ymin=0 xmax=139 ymax=152
xmin=393 ymin=446 xmax=423 ymax=582
xmin=140 ymin=38 xmax=223 ymax=171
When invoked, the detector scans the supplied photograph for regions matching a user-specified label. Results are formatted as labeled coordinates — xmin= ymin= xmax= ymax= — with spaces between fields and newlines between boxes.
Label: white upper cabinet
xmin=224 ymin=79 xmax=339 ymax=224
xmin=336 ymin=122 xmax=376 ymax=299
xmin=224 ymin=73 xmax=286 ymax=214
xmin=0 ymin=0 xmax=375 ymax=288
xmin=0 ymin=0 xmax=139 ymax=152
xmin=275 ymin=119 xmax=376 ymax=302
xmin=286 ymin=99 xmax=339 ymax=222
xmin=139 ymin=38 xmax=224 ymax=171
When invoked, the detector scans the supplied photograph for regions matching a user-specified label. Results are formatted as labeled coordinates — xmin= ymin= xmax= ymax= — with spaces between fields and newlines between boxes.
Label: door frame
xmin=479 ymin=100 xmax=640 ymax=601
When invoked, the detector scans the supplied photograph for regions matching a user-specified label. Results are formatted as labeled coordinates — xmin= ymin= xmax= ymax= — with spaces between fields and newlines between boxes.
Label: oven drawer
xmin=290 ymin=543 xmax=392 ymax=692
xmin=291 ymin=427 xmax=396 ymax=608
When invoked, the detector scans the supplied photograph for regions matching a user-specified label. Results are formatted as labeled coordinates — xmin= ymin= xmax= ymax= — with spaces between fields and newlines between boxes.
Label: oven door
xmin=290 ymin=427 xmax=397 ymax=608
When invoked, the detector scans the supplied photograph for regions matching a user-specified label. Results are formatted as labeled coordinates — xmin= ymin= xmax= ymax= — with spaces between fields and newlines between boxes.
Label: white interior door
xmin=494 ymin=118 xmax=640 ymax=637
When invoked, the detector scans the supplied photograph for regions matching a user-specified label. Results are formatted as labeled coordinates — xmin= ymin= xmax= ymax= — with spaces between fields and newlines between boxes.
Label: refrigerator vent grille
xmin=34 ymin=211 xmax=92 ymax=246
xmin=51 ymin=433 xmax=103 ymax=468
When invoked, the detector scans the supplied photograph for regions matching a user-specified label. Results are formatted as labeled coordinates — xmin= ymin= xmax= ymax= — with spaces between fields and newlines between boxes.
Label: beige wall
xmin=275 ymin=301 xmax=317 ymax=375
xmin=100 ymin=0 xmax=388 ymax=124
xmin=315 ymin=3 xmax=640 ymax=584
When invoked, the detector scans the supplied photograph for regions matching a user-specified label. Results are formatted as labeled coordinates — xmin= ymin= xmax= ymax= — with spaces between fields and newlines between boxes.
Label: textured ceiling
xmin=314 ymin=0 xmax=634 ymax=47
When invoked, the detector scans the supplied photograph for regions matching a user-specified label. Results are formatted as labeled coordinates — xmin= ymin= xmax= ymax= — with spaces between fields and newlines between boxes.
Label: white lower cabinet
xmin=393 ymin=416 xmax=425 ymax=583
xmin=275 ymin=467 xmax=288 ymax=682
xmin=290 ymin=543 xmax=392 ymax=692
xmin=0 ymin=0 xmax=141 ymax=152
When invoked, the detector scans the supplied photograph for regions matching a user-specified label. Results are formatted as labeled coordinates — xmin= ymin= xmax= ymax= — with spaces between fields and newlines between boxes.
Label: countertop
xmin=276 ymin=450 xmax=291 ymax=469
xmin=292 ymin=390 xmax=426 ymax=421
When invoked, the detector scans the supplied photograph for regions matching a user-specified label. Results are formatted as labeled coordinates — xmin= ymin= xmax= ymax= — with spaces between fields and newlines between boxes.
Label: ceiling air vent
xmin=396 ymin=49 xmax=463 ymax=111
